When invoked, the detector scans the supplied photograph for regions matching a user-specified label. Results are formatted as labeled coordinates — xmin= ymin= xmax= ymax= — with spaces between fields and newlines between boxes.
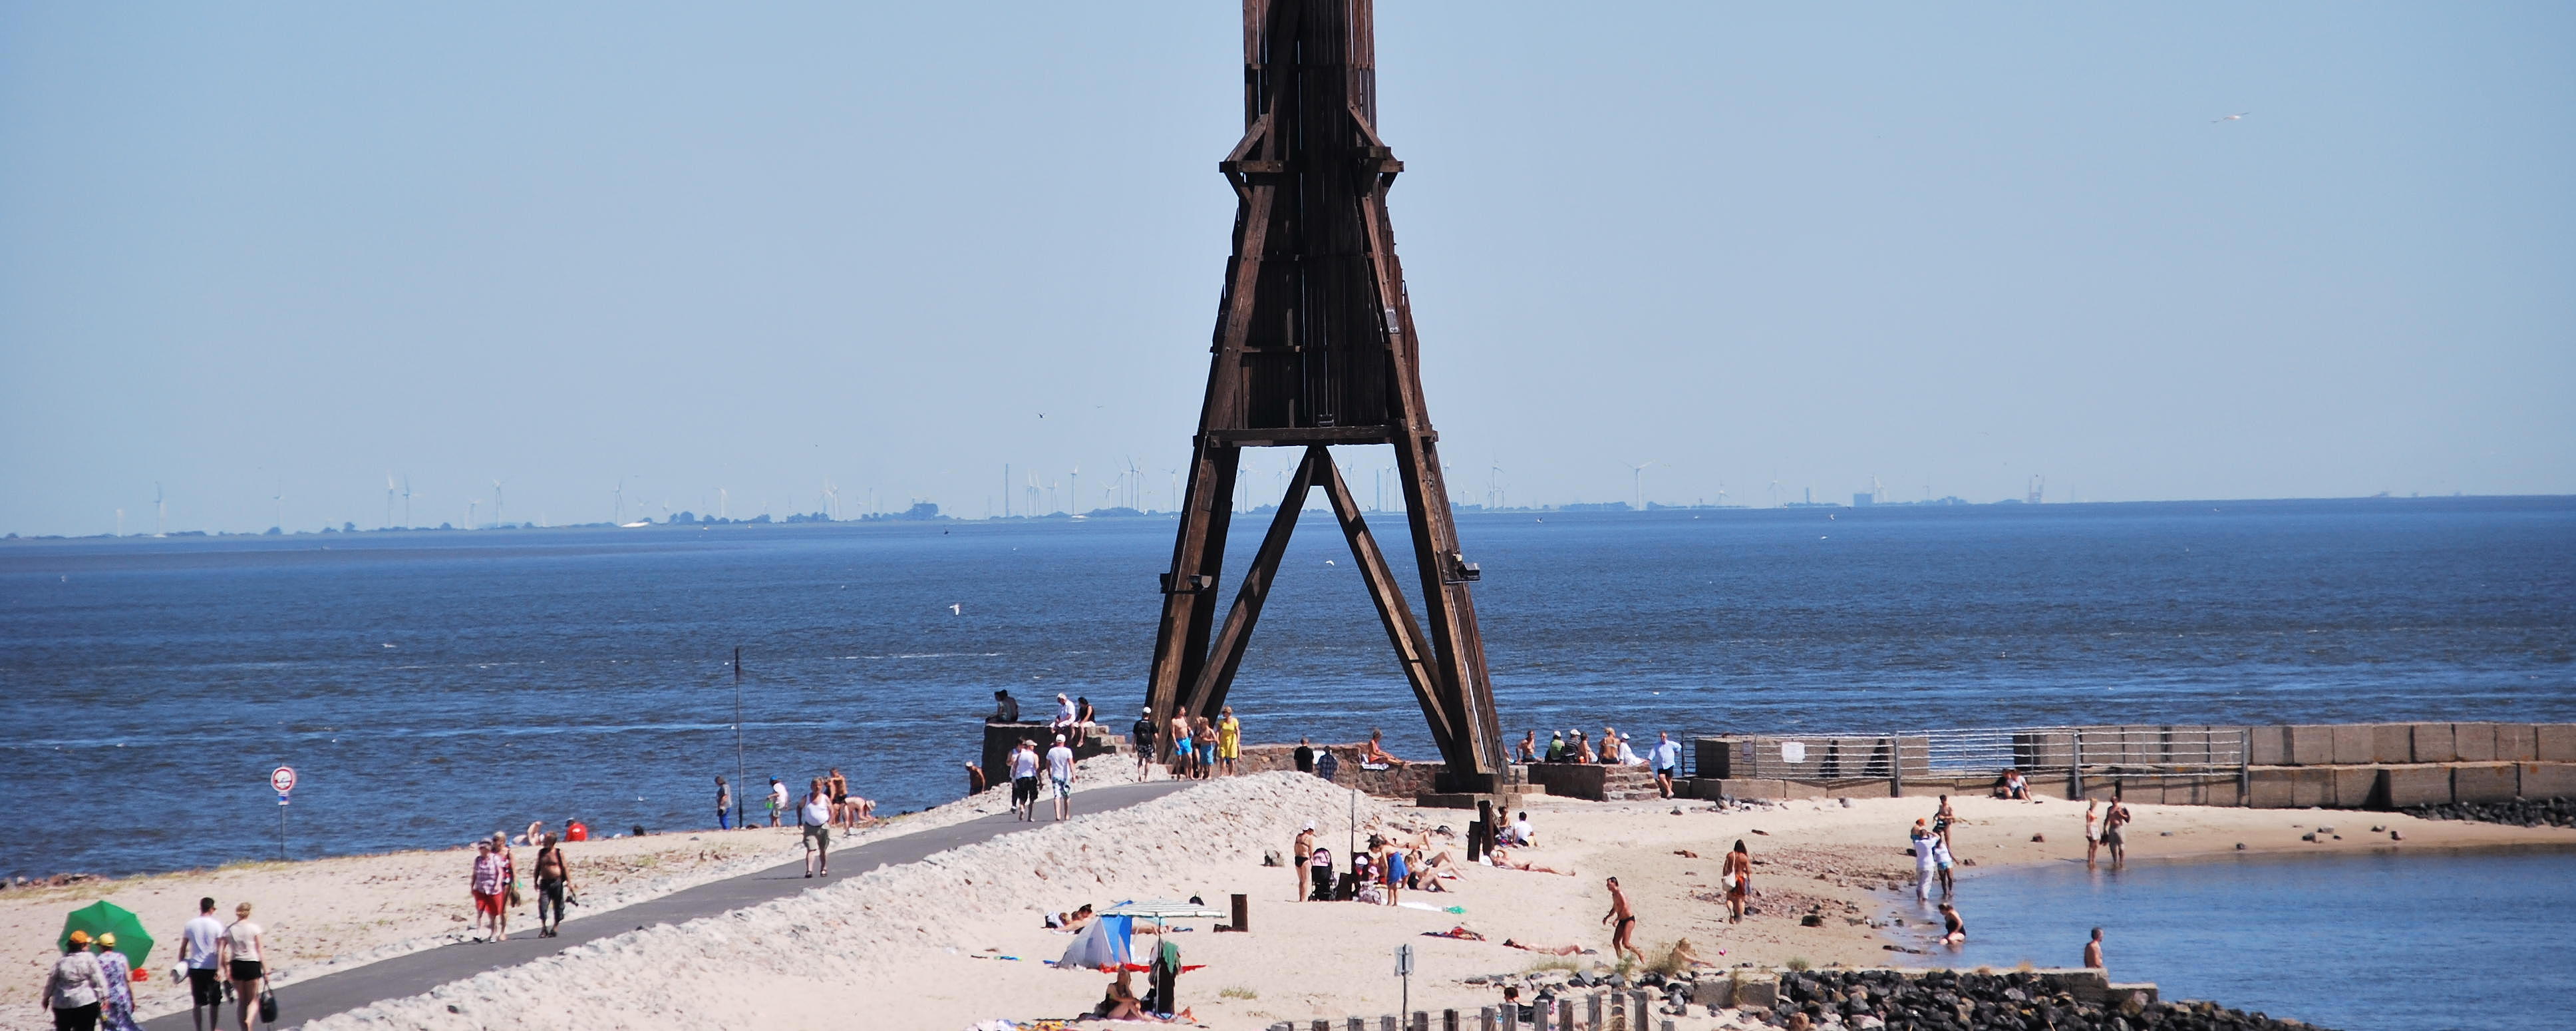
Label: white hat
xmin=1303 ymin=821 xmax=1316 ymax=831
xmin=1054 ymin=733 xmax=1066 ymax=743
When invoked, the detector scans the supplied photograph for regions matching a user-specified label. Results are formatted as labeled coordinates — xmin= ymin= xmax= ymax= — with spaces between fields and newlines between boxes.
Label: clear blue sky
xmin=3 ymin=3 xmax=2569 ymax=534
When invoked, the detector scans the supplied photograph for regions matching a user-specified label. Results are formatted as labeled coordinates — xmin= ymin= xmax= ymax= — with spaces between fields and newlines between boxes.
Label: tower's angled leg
xmin=1182 ymin=447 xmax=1325 ymax=718
xmin=1145 ymin=443 xmax=1241 ymax=758
xmin=1317 ymin=453 xmax=1459 ymax=763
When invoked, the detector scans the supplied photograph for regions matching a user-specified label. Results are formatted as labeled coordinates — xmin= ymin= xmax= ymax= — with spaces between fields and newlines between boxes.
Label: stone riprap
xmin=1765 ymin=969 xmax=2327 ymax=1031
xmin=2400 ymin=795 xmax=2576 ymax=829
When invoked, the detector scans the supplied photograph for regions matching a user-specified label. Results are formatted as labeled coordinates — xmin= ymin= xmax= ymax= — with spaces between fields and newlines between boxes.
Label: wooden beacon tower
xmin=1144 ymin=0 xmax=1504 ymax=791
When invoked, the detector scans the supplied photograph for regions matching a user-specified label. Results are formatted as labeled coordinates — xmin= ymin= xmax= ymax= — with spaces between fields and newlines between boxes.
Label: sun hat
xmin=68 ymin=930 xmax=91 ymax=946
xmin=96 ymin=933 xmax=116 ymax=948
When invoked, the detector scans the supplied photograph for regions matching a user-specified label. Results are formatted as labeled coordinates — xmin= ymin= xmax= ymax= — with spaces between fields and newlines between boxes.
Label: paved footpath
xmin=144 ymin=779 xmax=1194 ymax=1030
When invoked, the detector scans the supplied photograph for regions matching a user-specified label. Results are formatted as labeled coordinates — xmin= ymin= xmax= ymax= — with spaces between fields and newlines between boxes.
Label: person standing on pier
xmin=1649 ymin=732 xmax=1683 ymax=798
xmin=1217 ymin=706 xmax=1242 ymax=776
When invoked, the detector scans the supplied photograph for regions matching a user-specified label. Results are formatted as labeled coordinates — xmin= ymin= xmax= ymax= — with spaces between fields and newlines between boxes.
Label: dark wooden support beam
xmin=1180 ymin=447 xmax=1325 ymax=718
xmin=1317 ymin=454 xmax=1458 ymax=761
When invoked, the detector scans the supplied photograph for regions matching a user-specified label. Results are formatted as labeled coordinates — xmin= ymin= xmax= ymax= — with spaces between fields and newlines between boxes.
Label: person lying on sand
xmin=1485 ymin=847 xmax=1573 ymax=875
xmin=1501 ymin=939 xmax=1587 ymax=956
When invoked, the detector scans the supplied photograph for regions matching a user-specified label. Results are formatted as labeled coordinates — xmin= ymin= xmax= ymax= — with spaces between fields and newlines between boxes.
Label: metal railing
xmin=1703 ymin=724 xmax=2251 ymax=787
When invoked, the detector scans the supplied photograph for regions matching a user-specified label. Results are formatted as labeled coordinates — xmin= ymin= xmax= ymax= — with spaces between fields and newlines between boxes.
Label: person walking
xmin=1909 ymin=820 xmax=1939 ymax=901
xmin=766 ymin=777 xmax=787 ymax=827
xmin=1649 ymin=731 xmax=1683 ymax=798
xmin=43 ymin=930 xmax=111 ymax=1031
xmin=218 ymin=903 xmax=265 ymax=1031
xmin=1217 ymin=706 xmax=1242 ymax=776
xmin=1131 ymin=707 xmax=1158 ymax=780
xmin=178 ymin=897 xmax=226 ymax=1031
xmin=534 ymin=832 xmax=573 ymax=938
xmin=1721 ymin=840 xmax=1753 ymax=923
xmin=90 ymin=935 xmax=136 ymax=1031
xmin=715 ymin=777 xmax=732 ymax=831
xmin=487 ymin=831 xmax=518 ymax=941
xmin=1009 ymin=738 xmax=1041 ymax=821
xmin=469 ymin=840 xmax=507 ymax=941
xmin=1601 ymin=877 xmax=1643 ymax=964
xmin=1046 ymin=733 xmax=1078 ymax=821
xmin=800 ymin=781 xmax=833 ymax=877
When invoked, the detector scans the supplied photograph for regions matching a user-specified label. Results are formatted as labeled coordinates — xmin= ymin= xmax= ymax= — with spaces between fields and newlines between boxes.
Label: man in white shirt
xmin=1046 ymin=734 xmax=1077 ymax=821
xmin=766 ymin=777 xmax=788 ymax=827
xmin=1507 ymin=811 xmax=1535 ymax=847
xmin=1649 ymin=732 xmax=1685 ymax=799
xmin=178 ymin=896 xmax=226 ymax=1030
xmin=800 ymin=783 xmax=833 ymax=877
xmin=1009 ymin=739 xmax=1042 ymax=821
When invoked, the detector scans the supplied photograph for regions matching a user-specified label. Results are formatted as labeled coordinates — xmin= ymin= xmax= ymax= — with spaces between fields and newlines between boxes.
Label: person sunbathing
xmin=1486 ymin=847 xmax=1573 ymax=876
xmin=1360 ymin=729 xmax=1408 ymax=767
xmin=1502 ymin=939 xmax=1585 ymax=956
xmin=1667 ymin=938 xmax=1718 ymax=969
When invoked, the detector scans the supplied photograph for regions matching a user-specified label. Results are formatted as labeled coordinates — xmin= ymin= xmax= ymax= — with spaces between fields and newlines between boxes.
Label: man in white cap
xmin=1046 ymin=733 xmax=1078 ymax=821
xmin=1131 ymin=706 xmax=1160 ymax=779
xmin=1052 ymin=693 xmax=1078 ymax=736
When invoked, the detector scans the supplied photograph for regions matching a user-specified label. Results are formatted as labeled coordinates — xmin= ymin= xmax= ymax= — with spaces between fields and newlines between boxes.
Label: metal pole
xmin=734 ymin=647 xmax=748 ymax=829
xmin=280 ymin=802 xmax=287 ymax=861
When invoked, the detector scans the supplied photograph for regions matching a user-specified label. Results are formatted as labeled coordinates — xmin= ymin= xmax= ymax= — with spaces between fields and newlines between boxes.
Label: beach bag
xmin=258 ymin=988 xmax=279 ymax=1023
xmin=506 ymin=881 xmax=525 ymax=908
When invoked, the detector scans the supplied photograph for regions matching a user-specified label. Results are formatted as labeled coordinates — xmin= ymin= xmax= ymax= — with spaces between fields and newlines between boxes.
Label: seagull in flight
xmin=2212 ymin=111 xmax=2250 ymax=123
xmin=949 ymin=603 xmax=962 ymax=615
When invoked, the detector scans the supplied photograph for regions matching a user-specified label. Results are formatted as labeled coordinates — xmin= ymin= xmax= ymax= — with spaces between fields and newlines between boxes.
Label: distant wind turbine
xmin=272 ymin=477 xmax=284 ymax=530
xmin=1625 ymin=461 xmax=1660 ymax=512
xmin=155 ymin=483 xmax=165 ymax=536
xmin=492 ymin=479 xmax=508 ymax=527
xmin=402 ymin=477 xmax=414 ymax=528
xmin=385 ymin=475 xmax=397 ymax=529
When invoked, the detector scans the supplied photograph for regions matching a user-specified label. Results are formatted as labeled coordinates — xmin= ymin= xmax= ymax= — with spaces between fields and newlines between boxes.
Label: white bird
xmin=949 ymin=604 xmax=962 ymax=615
xmin=2212 ymin=111 xmax=2249 ymax=123
xmin=1325 ymin=559 xmax=1336 ymax=566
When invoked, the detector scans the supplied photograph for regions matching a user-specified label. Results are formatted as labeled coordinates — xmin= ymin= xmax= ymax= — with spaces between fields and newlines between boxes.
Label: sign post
xmin=271 ymin=766 xmax=297 ymax=860
xmin=1395 ymin=943 xmax=1414 ymax=1018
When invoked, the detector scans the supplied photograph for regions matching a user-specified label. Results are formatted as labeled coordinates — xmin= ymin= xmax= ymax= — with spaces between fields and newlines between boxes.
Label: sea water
xmin=1 ymin=496 xmax=2569 ymax=880
xmin=1917 ymin=846 xmax=2576 ymax=1031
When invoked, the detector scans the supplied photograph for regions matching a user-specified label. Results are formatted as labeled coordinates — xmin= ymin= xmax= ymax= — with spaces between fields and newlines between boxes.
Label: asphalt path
xmin=142 ymin=778 xmax=1196 ymax=1030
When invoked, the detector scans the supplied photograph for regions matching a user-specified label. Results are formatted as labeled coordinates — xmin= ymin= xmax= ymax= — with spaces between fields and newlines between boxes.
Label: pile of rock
xmin=3 ymin=872 xmax=100 ymax=891
xmin=2400 ymin=796 xmax=2575 ymax=829
xmin=1765 ymin=969 xmax=2327 ymax=1031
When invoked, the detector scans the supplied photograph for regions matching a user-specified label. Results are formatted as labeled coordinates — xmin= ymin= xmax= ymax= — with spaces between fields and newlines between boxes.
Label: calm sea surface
xmin=1920 ymin=846 xmax=2576 ymax=1031
xmin=2 ymin=497 xmax=2570 ymax=881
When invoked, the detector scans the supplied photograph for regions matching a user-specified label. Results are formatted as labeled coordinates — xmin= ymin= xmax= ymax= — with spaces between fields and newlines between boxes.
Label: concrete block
xmin=1690 ymin=979 xmax=1732 ymax=1008
xmin=1695 ymin=738 xmax=1743 ymax=780
xmin=2292 ymin=767 xmax=2334 ymax=807
xmin=2371 ymin=724 xmax=2414 ymax=765
xmin=2379 ymin=765 xmax=2451 ymax=808
xmin=2247 ymin=727 xmax=2290 ymax=766
xmin=2331 ymin=725 xmax=2377 ymax=765
xmin=2519 ymin=763 xmax=2576 ymax=799
xmin=1728 ymin=980 xmax=1776 ymax=1009
xmin=1826 ymin=780 xmax=1897 ymax=799
xmin=2410 ymin=723 xmax=2457 ymax=763
xmin=2454 ymin=763 xmax=2518 ymax=803
xmin=2247 ymin=768 xmax=2296 ymax=809
xmin=1778 ymin=779 xmax=1826 ymax=801
xmin=2454 ymin=723 xmax=2498 ymax=763
xmin=2287 ymin=725 xmax=2335 ymax=765
xmin=2160 ymin=779 xmax=2201 ymax=805
xmin=2497 ymin=725 xmax=2538 ymax=762
xmin=2332 ymin=767 xmax=2379 ymax=809
xmin=1706 ymin=778 xmax=1783 ymax=800
xmin=2535 ymin=725 xmax=2576 ymax=763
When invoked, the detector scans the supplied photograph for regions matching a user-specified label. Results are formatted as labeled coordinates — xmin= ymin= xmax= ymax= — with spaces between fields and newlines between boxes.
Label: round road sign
xmin=271 ymin=766 xmax=297 ymax=793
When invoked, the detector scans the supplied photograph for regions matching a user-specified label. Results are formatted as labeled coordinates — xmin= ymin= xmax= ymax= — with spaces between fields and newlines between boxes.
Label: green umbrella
xmin=60 ymin=901 xmax=153 ymax=968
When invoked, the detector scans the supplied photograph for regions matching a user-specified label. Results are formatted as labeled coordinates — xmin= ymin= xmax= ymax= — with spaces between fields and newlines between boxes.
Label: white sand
xmin=20 ymin=767 xmax=2569 ymax=1031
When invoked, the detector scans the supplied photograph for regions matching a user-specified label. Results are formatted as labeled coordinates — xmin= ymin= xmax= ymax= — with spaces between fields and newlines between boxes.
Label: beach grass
xmin=1219 ymin=986 xmax=1257 ymax=1000
xmin=1784 ymin=956 xmax=1811 ymax=972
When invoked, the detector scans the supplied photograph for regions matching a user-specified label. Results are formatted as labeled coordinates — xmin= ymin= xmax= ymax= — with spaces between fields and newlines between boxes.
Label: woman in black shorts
xmin=220 ymin=902 xmax=266 ymax=1031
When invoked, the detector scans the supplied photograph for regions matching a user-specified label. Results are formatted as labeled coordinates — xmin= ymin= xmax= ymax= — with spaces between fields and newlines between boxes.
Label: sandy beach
xmin=8 ymin=769 xmax=2536 ymax=1031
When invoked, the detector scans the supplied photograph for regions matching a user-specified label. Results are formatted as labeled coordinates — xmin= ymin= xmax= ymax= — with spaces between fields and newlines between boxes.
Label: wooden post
xmin=1587 ymin=992 xmax=1603 ymax=1030
xmin=1444 ymin=1009 xmax=1460 ymax=1031
xmin=1481 ymin=1005 xmax=1498 ymax=1031
xmin=1229 ymin=892 xmax=1249 ymax=932
xmin=2069 ymin=729 xmax=2085 ymax=800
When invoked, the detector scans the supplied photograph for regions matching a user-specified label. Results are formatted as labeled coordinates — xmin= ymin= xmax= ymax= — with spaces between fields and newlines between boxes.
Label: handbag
xmin=506 ymin=881 xmax=526 ymax=908
xmin=258 ymin=988 xmax=279 ymax=1023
